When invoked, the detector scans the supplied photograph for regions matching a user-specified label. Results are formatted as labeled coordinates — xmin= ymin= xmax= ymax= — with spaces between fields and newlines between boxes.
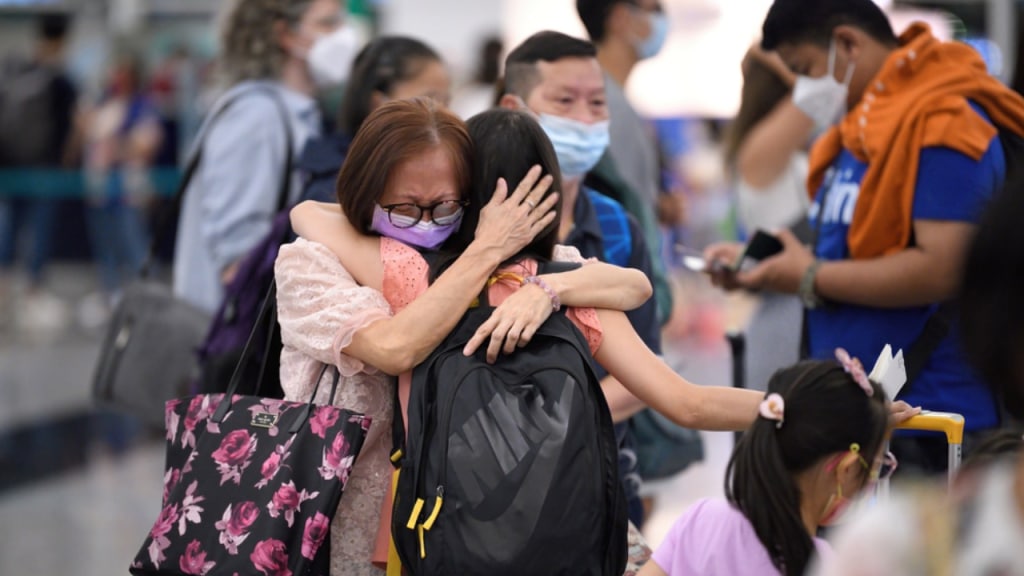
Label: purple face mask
xmin=370 ymin=204 xmax=461 ymax=250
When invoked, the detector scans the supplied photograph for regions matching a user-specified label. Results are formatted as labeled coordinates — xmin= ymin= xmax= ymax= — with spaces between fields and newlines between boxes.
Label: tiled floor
xmin=0 ymin=265 xmax=739 ymax=575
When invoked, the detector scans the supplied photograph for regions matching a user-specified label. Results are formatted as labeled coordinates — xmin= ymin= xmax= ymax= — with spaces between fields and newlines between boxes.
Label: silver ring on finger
xmin=526 ymin=200 xmax=536 ymax=209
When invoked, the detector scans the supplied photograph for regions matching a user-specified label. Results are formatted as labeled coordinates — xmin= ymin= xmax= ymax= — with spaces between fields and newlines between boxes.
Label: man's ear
xmin=833 ymin=25 xmax=864 ymax=62
xmin=498 ymin=93 xmax=523 ymax=111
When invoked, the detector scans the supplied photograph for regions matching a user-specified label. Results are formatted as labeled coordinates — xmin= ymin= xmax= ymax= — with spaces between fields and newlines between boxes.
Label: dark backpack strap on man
xmin=901 ymin=302 xmax=955 ymax=394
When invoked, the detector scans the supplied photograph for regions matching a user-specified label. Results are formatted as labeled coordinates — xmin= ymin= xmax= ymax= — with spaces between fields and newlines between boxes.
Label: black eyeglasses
xmin=380 ymin=200 xmax=468 ymax=229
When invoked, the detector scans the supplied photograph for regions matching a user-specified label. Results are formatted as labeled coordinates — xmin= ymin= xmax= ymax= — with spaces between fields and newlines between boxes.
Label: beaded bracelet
xmin=523 ymin=275 xmax=561 ymax=312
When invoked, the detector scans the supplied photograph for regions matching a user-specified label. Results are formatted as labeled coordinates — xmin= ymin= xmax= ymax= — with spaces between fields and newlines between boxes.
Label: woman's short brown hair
xmin=336 ymin=98 xmax=473 ymax=234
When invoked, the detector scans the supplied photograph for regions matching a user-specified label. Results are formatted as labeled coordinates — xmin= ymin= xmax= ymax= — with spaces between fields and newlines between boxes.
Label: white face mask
xmin=308 ymin=25 xmax=361 ymax=88
xmin=792 ymin=39 xmax=856 ymax=131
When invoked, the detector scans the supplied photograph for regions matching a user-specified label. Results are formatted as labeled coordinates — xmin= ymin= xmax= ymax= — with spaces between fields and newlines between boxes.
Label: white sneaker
xmin=77 ymin=291 xmax=112 ymax=332
xmin=16 ymin=290 xmax=72 ymax=336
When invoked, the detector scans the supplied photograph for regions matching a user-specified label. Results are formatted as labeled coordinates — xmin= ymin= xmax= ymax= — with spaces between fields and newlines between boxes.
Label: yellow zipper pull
xmin=418 ymin=524 xmax=426 ymax=559
xmin=422 ymin=485 xmax=444 ymax=530
xmin=406 ymin=498 xmax=425 ymax=530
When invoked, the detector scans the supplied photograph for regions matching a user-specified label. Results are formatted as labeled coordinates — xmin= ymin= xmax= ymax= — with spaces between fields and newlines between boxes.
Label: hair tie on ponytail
xmin=759 ymin=393 xmax=786 ymax=428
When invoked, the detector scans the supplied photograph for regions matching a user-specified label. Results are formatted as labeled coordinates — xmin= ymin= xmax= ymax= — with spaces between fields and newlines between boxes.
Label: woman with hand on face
xmin=274 ymin=98 xmax=652 ymax=574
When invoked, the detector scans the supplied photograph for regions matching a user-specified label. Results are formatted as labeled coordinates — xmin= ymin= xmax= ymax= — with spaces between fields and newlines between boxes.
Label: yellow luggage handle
xmin=896 ymin=411 xmax=965 ymax=445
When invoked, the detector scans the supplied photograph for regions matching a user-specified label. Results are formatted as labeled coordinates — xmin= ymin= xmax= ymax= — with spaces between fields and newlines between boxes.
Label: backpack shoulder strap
xmin=585 ymin=189 xmax=632 ymax=267
xmin=903 ymin=302 xmax=955 ymax=392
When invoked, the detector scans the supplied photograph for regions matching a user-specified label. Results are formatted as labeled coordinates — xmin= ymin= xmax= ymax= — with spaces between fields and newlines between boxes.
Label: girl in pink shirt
xmin=641 ymin=355 xmax=895 ymax=576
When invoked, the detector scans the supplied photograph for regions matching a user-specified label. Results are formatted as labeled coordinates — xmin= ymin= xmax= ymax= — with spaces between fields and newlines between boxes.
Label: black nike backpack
xmin=390 ymin=302 xmax=628 ymax=576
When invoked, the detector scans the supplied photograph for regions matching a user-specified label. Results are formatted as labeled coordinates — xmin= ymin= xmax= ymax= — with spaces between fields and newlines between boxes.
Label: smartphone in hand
xmin=729 ymin=229 xmax=782 ymax=270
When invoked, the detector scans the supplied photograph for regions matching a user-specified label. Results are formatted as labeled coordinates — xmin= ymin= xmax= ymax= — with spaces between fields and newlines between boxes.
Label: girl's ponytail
xmin=727 ymin=360 xmax=889 ymax=575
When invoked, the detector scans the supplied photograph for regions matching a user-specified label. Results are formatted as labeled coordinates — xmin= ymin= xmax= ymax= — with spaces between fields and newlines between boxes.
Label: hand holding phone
xmin=727 ymin=229 xmax=784 ymax=271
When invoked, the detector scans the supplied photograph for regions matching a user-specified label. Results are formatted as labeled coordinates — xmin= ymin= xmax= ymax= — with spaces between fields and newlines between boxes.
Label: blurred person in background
xmin=0 ymin=12 xmax=77 ymax=334
xmin=721 ymin=45 xmax=814 ymax=393
xmin=450 ymin=34 xmax=502 ymax=120
xmin=78 ymin=58 xmax=164 ymax=326
xmin=298 ymin=35 xmax=449 ymax=203
xmin=577 ymin=0 xmax=676 ymax=327
xmin=173 ymin=0 xmax=347 ymax=314
xmin=706 ymin=0 xmax=1024 ymax=474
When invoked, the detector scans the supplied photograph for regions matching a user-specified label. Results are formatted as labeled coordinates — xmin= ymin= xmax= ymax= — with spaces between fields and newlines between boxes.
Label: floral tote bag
xmin=131 ymin=285 xmax=369 ymax=576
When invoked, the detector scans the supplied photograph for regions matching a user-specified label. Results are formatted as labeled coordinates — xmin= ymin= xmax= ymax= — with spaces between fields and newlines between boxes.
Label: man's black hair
xmin=761 ymin=0 xmax=897 ymax=51
xmin=503 ymin=31 xmax=597 ymax=99
xmin=577 ymin=0 xmax=632 ymax=43
xmin=38 ymin=13 xmax=71 ymax=42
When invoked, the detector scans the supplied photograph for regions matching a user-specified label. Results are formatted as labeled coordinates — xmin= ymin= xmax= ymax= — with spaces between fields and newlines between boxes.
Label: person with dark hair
xmin=641 ymin=355 xmax=893 ymax=576
xmin=576 ymin=0 xmax=678 ymax=327
xmin=276 ymin=98 xmax=654 ymax=573
xmin=297 ymin=35 xmax=449 ymax=204
xmin=499 ymin=29 xmax=661 ymax=527
xmin=0 ymin=11 xmax=77 ymax=334
xmin=706 ymin=0 xmax=1024 ymax=473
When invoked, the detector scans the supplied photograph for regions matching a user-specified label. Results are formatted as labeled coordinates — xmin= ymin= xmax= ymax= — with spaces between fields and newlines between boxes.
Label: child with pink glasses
xmin=640 ymin=351 xmax=898 ymax=576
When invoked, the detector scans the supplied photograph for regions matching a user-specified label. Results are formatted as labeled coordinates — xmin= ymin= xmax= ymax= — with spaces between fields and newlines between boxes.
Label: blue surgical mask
xmin=635 ymin=12 xmax=669 ymax=60
xmin=537 ymin=114 xmax=610 ymax=179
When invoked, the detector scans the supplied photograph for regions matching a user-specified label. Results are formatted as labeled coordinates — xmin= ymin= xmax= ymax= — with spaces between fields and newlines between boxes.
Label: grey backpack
xmin=0 ymin=58 xmax=55 ymax=166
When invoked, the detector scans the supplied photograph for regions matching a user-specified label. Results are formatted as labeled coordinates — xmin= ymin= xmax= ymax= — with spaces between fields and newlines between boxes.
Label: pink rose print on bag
xmin=255 ymin=435 xmax=295 ymax=490
xmin=212 ymin=429 xmax=258 ymax=485
xmin=179 ymin=539 xmax=216 ymax=575
xmin=267 ymin=480 xmax=319 ymax=527
xmin=251 ymin=538 xmax=292 ymax=576
xmin=182 ymin=396 xmax=214 ymax=450
xmin=301 ymin=512 xmax=330 ymax=560
xmin=148 ymin=503 xmax=180 ymax=565
xmin=162 ymin=468 xmax=181 ymax=504
xmin=214 ymin=501 xmax=260 ymax=555
xmin=318 ymin=430 xmax=354 ymax=482
xmin=309 ymin=406 xmax=340 ymax=439
xmin=176 ymin=480 xmax=206 ymax=536
xmin=166 ymin=399 xmax=182 ymax=445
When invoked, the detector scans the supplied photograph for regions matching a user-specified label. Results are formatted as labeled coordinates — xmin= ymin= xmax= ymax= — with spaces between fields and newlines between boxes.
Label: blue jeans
xmin=0 ymin=196 xmax=57 ymax=286
xmin=85 ymin=198 xmax=148 ymax=295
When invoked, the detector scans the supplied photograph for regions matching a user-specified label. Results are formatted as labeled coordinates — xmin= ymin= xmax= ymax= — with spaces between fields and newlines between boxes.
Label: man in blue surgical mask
xmin=500 ymin=30 xmax=661 ymax=531
xmin=576 ymin=0 xmax=676 ymax=329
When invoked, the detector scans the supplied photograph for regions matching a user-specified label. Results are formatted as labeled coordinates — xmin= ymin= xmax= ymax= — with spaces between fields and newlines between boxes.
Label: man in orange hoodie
xmin=707 ymin=0 xmax=1024 ymax=473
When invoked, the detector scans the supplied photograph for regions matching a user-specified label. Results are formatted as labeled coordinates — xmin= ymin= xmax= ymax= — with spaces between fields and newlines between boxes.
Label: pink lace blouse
xmin=275 ymin=238 xmax=394 ymax=576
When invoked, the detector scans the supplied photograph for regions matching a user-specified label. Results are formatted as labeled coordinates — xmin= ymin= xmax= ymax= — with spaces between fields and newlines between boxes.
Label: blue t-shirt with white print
xmin=807 ymin=102 xmax=1003 ymax=432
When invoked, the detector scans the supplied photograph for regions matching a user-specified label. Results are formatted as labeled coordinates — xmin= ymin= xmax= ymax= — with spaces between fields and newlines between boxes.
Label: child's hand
xmin=888 ymin=400 xmax=922 ymax=426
